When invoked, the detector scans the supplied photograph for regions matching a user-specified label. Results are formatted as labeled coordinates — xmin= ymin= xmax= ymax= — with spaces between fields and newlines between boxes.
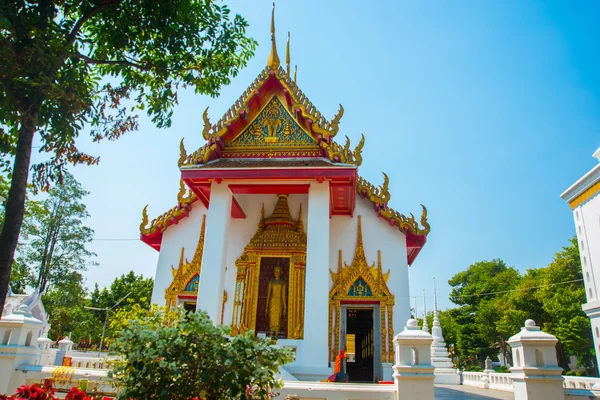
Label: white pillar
xmin=303 ymin=181 xmax=330 ymax=371
xmin=55 ymin=336 xmax=74 ymax=366
xmin=196 ymin=181 xmax=232 ymax=322
xmin=508 ymin=319 xmax=564 ymax=400
xmin=393 ymin=319 xmax=435 ymax=400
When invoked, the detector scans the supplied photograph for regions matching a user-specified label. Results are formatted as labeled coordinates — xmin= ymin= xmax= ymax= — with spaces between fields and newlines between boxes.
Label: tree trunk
xmin=556 ymin=341 xmax=570 ymax=373
xmin=0 ymin=117 xmax=37 ymax=318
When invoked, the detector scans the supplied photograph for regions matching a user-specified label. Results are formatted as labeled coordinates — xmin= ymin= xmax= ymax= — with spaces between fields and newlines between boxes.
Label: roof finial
xmin=293 ymin=65 xmax=297 ymax=83
xmin=286 ymin=32 xmax=291 ymax=75
xmin=267 ymin=3 xmax=280 ymax=69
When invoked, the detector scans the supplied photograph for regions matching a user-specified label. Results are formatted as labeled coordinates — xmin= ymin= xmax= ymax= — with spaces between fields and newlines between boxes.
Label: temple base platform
xmin=277 ymin=381 xmax=396 ymax=400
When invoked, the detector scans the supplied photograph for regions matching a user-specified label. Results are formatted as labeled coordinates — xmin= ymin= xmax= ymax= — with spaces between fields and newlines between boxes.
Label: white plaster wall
xmin=576 ymin=194 xmax=600 ymax=302
xmin=150 ymin=201 xmax=208 ymax=305
xmin=329 ymin=197 xmax=411 ymax=341
xmin=574 ymin=193 xmax=600 ymax=370
xmin=150 ymin=187 xmax=412 ymax=369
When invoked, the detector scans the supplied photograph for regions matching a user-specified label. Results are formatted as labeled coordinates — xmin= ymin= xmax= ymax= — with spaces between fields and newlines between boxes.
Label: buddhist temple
xmin=140 ymin=5 xmax=430 ymax=382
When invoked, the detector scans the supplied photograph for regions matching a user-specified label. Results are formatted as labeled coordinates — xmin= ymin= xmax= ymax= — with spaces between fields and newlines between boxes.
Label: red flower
xmin=64 ymin=388 xmax=90 ymax=400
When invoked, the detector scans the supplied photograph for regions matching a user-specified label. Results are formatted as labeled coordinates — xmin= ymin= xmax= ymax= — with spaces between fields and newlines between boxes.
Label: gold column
xmin=387 ymin=304 xmax=394 ymax=363
xmin=334 ymin=302 xmax=340 ymax=357
xmin=328 ymin=304 xmax=333 ymax=361
xmin=380 ymin=303 xmax=387 ymax=362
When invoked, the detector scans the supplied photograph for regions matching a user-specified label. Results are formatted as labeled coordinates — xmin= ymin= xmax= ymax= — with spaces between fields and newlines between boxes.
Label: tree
xmin=89 ymin=271 xmax=154 ymax=346
xmin=0 ymin=0 xmax=257 ymax=317
xmin=93 ymin=270 xmax=153 ymax=311
xmin=21 ymin=172 xmax=95 ymax=294
xmin=42 ymin=271 xmax=95 ymax=341
xmin=111 ymin=307 xmax=294 ymax=400
xmin=448 ymin=259 xmax=521 ymax=367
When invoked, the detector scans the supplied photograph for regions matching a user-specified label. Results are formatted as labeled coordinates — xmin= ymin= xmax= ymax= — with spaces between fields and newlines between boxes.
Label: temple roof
xmin=139 ymin=5 xmax=430 ymax=265
xmin=189 ymin=158 xmax=349 ymax=169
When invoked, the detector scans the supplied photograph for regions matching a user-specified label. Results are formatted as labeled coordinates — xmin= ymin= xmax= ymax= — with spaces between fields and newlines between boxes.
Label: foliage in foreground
xmin=110 ymin=307 xmax=294 ymax=400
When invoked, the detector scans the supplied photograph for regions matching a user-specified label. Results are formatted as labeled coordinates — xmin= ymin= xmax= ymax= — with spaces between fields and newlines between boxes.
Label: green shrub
xmin=110 ymin=307 xmax=294 ymax=399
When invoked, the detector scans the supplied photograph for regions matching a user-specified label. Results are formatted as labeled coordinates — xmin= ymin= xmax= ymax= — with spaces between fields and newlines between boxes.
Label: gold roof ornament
xmin=286 ymin=31 xmax=291 ymax=75
xmin=267 ymin=3 xmax=280 ymax=70
xmin=294 ymin=65 xmax=297 ymax=83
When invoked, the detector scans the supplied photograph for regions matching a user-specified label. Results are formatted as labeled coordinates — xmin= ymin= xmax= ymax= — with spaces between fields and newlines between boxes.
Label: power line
xmin=92 ymin=238 xmax=139 ymax=241
xmin=456 ymin=278 xmax=584 ymax=298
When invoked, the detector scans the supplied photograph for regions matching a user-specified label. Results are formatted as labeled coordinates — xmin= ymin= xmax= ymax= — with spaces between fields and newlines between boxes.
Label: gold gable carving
xmin=226 ymin=96 xmax=318 ymax=152
xmin=328 ymin=216 xmax=395 ymax=364
xmin=231 ymin=194 xmax=306 ymax=339
xmin=165 ymin=214 xmax=206 ymax=307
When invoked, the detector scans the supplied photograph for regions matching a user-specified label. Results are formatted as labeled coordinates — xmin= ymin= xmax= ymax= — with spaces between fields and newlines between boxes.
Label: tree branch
xmin=65 ymin=0 xmax=122 ymax=47
xmin=69 ymin=52 xmax=151 ymax=71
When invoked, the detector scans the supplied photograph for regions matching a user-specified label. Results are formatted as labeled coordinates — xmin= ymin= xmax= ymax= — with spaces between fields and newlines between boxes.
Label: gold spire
xmin=267 ymin=3 xmax=280 ymax=69
xmin=296 ymin=203 xmax=304 ymax=233
xmin=286 ymin=31 xmax=291 ymax=75
xmin=294 ymin=65 xmax=297 ymax=83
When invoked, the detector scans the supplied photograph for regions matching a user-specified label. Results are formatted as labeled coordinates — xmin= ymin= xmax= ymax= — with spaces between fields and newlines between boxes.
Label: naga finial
xmin=330 ymin=104 xmax=344 ymax=135
xmin=202 ymin=107 xmax=212 ymax=141
xmin=140 ymin=205 xmax=149 ymax=234
xmin=178 ymin=139 xmax=187 ymax=167
xmin=177 ymin=180 xmax=186 ymax=202
xmin=352 ymin=134 xmax=365 ymax=167
xmin=379 ymin=172 xmax=391 ymax=204
xmin=420 ymin=204 xmax=430 ymax=234
xmin=267 ymin=3 xmax=280 ymax=69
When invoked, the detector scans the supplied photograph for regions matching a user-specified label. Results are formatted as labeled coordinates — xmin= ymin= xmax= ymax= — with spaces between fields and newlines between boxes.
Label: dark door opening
xmin=183 ymin=301 xmax=196 ymax=312
xmin=345 ymin=308 xmax=374 ymax=383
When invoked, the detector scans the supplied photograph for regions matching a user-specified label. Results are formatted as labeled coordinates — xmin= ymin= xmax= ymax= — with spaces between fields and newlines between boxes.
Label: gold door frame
xmin=231 ymin=195 xmax=307 ymax=339
xmin=328 ymin=216 xmax=395 ymax=364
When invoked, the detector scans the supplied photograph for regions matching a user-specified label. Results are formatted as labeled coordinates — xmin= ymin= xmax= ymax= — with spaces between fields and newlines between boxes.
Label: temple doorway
xmin=340 ymin=305 xmax=382 ymax=383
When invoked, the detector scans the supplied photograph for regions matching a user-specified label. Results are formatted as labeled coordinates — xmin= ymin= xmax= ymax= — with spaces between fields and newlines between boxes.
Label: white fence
xmin=562 ymin=376 xmax=600 ymax=390
xmin=488 ymin=372 xmax=513 ymax=392
xmin=462 ymin=370 xmax=600 ymax=396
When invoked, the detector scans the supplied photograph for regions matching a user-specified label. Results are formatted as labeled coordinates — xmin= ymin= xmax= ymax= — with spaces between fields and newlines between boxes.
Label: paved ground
xmin=434 ymin=385 xmax=514 ymax=400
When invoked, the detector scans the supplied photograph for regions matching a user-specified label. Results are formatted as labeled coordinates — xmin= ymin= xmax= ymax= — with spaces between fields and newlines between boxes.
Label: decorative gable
xmin=226 ymin=96 xmax=318 ymax=155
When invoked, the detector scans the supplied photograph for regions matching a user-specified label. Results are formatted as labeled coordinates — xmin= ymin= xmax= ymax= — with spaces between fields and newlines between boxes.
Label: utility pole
xmin=85 ymin=291 xmax=132 ymax=356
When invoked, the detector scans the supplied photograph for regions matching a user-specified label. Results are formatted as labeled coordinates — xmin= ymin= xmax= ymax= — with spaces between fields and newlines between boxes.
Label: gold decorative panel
xmin=165 ymin=214 xmax=206 ymax=307
xmin=231 ymin=195 xmax=306 ymax=339
xmin=226 ymin=96 xmax=318 ymax=151
xmin=328 ymin=216 xmax=395 ymax=362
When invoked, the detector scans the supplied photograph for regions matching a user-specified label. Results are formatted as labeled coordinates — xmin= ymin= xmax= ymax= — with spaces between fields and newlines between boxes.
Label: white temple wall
xmin=329 ymin=197 xmax=411 ymax=337
xmin=574 ymin=193 xmax=600 ymax=369
xmin=151 ymin=190 xmax=412 ymax=341
xmin=576 ymin=194 xmax=600 ymax=302
xmin=150 ymin=202 xmax=208 ymax=305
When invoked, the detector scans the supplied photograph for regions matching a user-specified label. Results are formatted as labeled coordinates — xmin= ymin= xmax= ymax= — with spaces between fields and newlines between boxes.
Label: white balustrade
xmin=488 ymin=373 xmax=514 ymax=392
xmin=562 ymin=376 xmax=600 ymax=390
xmin=461 ymin=371 xmax=486 ymax=387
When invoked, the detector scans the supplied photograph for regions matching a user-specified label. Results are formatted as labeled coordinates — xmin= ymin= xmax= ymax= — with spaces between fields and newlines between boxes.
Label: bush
xmin=110 ymin=307 xmax=294 ymax=400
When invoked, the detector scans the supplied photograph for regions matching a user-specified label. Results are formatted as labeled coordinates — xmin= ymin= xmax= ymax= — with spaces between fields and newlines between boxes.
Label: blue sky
xmin=30 ymin=0 xmax=600 ymax=311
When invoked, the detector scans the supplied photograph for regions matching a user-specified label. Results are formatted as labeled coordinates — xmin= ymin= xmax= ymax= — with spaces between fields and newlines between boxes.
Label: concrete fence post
xmin=508 ymin=319 xmax=564 ymax=400
xmin=393 ymin=318 xmax=435 ymax=400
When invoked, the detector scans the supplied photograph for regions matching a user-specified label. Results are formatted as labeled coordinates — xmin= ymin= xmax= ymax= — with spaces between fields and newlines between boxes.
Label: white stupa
xmin=422 ymin=289 xmax=429 ymax=333
xmin=431 ymin=277 xmax=460 ymax=384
